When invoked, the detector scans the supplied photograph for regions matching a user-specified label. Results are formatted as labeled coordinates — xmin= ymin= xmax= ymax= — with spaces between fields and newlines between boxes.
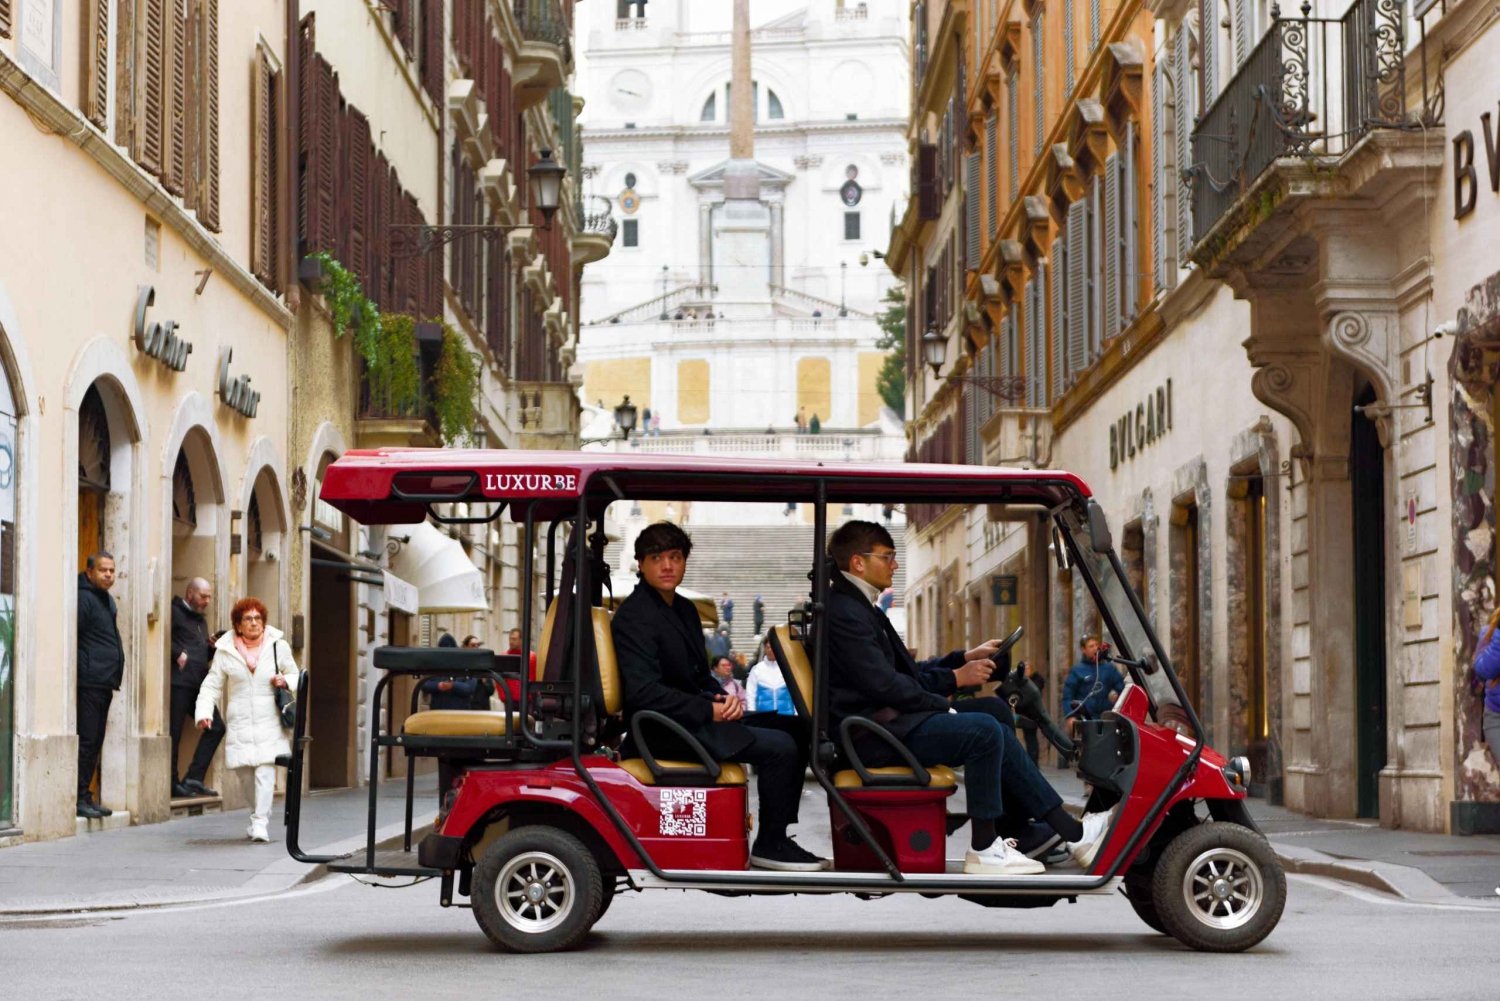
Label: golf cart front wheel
xmin=1151 ymin=821 xmax=1285 ymax=953
xmin=472 ymin=826 xmax=603 ymax=953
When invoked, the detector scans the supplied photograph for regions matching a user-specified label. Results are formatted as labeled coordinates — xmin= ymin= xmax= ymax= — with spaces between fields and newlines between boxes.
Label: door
xmin=1351 ymin=385 xmax=1388 ymax=819
xmin=308 ymin=555 xmax=354 ymax=789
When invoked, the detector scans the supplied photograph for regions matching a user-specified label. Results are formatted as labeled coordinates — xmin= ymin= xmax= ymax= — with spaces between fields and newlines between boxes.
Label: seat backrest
xmin=769 ymin=625 xmax=814 ymax=719
xmin=592 ymin=607 xmax=622 ymax=716
xmin=537 ymin=597 xmax=560 ymax=670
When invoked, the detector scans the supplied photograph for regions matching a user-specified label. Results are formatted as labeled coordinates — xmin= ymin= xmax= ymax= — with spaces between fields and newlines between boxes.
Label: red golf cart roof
xmin=318 ymin=449 xmax=1093 ymax=524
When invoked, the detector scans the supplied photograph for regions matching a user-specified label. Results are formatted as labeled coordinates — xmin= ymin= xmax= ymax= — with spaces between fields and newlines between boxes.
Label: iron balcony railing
xmin=579 ymin=195 xmax=619 ymax=242
xmin=513 ymin=0 xmax=569 ymax=49
xmin=1189 ymin=0 xmax=1431 ymax=246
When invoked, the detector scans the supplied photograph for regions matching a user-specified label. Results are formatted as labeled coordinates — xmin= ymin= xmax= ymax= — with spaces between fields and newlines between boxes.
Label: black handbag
xmin=273 ymin=640 xmax=296 ymax=729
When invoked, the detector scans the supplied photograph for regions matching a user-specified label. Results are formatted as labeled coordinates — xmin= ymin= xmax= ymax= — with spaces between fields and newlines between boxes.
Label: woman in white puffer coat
xmin=195 ymin=597 xmax=300 ymax=842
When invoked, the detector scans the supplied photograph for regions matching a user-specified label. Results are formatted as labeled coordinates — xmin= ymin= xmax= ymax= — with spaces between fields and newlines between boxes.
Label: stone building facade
xmin=892 ymin=0 xmax=1499 ymax=832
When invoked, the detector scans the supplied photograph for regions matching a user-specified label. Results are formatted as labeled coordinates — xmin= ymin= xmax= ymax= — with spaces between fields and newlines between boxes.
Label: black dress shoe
xmin=183 ymin=779 xmax=218 ymax=797
xmin=172 ymin=781 xmax=192 ymax=798
xmin=91 ymin=797 xmax=113 ymax=817
xmin=77 ymin=799 xmax=105 ymax=819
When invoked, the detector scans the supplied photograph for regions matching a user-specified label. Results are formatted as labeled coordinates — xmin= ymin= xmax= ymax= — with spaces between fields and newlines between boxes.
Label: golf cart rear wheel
xmin=473 ymin=826 xmax=603 ymax=953
xmin=1151 ymin=821 xmax=1285 ymax=953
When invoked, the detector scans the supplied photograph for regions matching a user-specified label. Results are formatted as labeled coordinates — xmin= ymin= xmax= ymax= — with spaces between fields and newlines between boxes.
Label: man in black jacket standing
xmin=612 ymin=522 xmax=828 ymax=872
xmin=822 ymin=521 xmax=1112 ymax=874
xmin=169 ymin=578 xmax=223 ymax=798
xmin=76 ymin=552 xmax=125 ymax=819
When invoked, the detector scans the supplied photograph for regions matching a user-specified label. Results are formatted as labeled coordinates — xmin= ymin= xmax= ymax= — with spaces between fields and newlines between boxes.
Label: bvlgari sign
xmin=132 ymin=285 xmax=192 ymax=371
xmin=1109 ymin=379 xmax=1173 ymax=470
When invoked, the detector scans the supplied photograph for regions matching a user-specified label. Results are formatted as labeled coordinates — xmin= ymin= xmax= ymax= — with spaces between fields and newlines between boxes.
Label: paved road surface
xmin=4 ymin=862 xmax=1497 ymax=1000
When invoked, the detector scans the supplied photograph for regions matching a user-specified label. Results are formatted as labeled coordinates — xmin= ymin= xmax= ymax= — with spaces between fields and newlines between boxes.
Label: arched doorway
xmin=168 ymin=430 xmax=223 ymax=795
xmin=75 ymin=380 xmax=136 ymax=809
xmin=0 ymin=363 xmax=17 ymax=829
xmin=245 ymin=469 xmax=286 ymax=624
xmin=1351 ymin=384 xmax=1388 ymax=819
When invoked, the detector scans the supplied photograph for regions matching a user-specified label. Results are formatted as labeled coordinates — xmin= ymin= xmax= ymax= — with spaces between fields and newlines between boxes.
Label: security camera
xmin=1434 ymin=321 xmax=1457 ymax=339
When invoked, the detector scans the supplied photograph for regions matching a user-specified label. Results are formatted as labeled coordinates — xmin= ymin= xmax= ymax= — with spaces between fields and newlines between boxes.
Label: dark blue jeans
xmin=953 ymin=698 xmax=1064 ymax=830
xmin=870 ymin=712 xmax=1006 ymax=819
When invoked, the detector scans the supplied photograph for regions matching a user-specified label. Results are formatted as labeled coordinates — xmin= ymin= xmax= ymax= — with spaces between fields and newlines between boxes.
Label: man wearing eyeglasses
xmin=822 ymin=521 xmax=1111 ymax=875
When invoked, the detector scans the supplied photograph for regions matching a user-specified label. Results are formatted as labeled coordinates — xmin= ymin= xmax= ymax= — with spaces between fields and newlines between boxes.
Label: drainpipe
xmin=284 ymin=0 xmax=301 ymax=305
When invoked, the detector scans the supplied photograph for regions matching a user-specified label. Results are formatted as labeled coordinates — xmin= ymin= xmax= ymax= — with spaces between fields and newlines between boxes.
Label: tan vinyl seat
xmin=602 ymin=606 xmax=746 ymax=786
xmin=770 ymin=625 xmax=959 ymax=791
xmin=402 ymin=710 xmax=518 ymax=738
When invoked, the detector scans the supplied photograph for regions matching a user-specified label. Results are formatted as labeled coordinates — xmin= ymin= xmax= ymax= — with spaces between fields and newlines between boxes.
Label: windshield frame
xmin=1054 ymin=502 xmax=1206 ymax=742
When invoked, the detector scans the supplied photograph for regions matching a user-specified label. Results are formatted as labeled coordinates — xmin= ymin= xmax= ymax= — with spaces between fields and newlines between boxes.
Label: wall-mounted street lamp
xmin=614 ymin=395 xmax=639 ymax=439
xmin=392 ymin=149 xmax=569 ymax=257
xmin=921 ymin=326 xmax=947 ymax=378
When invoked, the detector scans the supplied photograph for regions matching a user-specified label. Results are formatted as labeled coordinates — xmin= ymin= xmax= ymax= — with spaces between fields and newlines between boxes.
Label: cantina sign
xmin=132 ymin=285 xmax=192 ymax=371
xmin=1109 ymin=379 xmax=1173 ymax=470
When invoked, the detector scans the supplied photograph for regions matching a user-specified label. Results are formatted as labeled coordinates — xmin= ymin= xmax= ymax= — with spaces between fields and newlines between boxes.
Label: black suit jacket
xmin=612 ymin=582 xmax=755 ymax=759
xmin=822 ymin=573 xmax=965 ymax=740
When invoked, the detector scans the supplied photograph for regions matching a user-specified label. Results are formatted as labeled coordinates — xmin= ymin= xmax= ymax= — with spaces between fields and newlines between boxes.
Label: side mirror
xmin=1050 ymin=523 xmax=1072 ymax=571
xmin=1086 ymin=499 xmax=1114 ymax=554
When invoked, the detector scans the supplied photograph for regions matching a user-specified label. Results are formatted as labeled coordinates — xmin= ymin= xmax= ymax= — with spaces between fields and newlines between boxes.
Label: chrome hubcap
xmin=1182 ymin=847 xmax=1263 ymax=930
xmin=497 ymin=851 xmax=574 ymax=934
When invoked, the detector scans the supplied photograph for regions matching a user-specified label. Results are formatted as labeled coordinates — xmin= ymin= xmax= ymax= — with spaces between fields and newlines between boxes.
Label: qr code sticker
xmin=658 ymin=788 xmax=708 ymax=837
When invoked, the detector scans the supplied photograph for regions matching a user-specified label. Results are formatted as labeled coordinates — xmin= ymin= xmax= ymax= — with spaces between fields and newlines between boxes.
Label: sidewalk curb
xmin=1269 ymin=840 xmax=1476 ymax=905
xmin=0 ymin=817 xmax=434 ymax=918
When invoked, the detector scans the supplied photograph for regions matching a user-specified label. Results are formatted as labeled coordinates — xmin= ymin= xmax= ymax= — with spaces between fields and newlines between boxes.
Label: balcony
xmin=1188 ymin=0 xmax=1437 ymax=265
xmin=572 ymin=195 xmax=618 ymax=266
xmin=512 ymin=0 xmax=569 ymax=110
xmin=355 ymin=326 xmax=443 ymax=449
xmin=515 ymin=379 xmax=581 ymax=449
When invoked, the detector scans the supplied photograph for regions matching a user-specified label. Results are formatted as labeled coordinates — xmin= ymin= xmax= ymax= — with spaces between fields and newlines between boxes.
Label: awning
xmin=389 ymin=521 xmax=487 ymax=613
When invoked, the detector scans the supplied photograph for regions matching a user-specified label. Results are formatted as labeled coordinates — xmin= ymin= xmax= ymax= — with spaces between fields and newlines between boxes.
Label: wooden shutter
xmin=916 ymin=144 xmax=940 ymax=220
xmin=1201 ymin=0 xmax=1219 ymax=107
xmin=1066 ymin=200 xmax=1087 ymax=380
xmin=1050 ymin=245 xmax=1065 ymax=400
xmin=0 ymin=2 xmax=11 ymax=38
xmin=1151 ymin=58 xmax=1172 ymax=291
xmin=1087 ymin=179 xmax=1102 ymax=357
xmin=343 ymin=109 xmax=372 ymax=283
xmin=1063 ymin=0 xmax=1075 ymax=94
xmin=964 ymin=384 xmax=978 ymax=467
xmin=965 ymin=152 xmax=981 ymax=269
xmin=251 ymin=49 xmax=278 ymax=286
xmin=393 ymin=0 xmax=415 ymax=57
xmin=299 ymin=44 xmax=339 ymax=257
xmin=985 ymin=113 xmax=998 ymax=238
xmin=1090 ymin=0 xmax=1100 ymax=49
xmin=1173 ymin=26 xmax=1195 ymax=259
xmin=1232 ymin=0 xmax=1250 ymax=65
xmin=421 ymin=0 xmax=445 ymax=106
xmin=1032 ymin=11 xmax=1045 ymax=157
xmin=200 ymin=0 xmax=220 ymax=231
xmin=1122 ymin=122 xmax=1138 ymax=321
xmin=141 ymin=0 xmax=167 ymax=175
xmin=165 ymin=0 xmax=188 ymax=195
xmin=1007 ymin=69 xmax=1019 ymax=195
xmin=1104 ymin=152 xmax=1120 ymax=339
xmin=82 ymin=0 xmax=111 ymax=129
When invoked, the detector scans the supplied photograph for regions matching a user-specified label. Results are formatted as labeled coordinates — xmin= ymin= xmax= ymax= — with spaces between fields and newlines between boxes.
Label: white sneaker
xmin=1067 ymin=811 xmax=1114 ymax=868
xmin=248 ymin=824 xmax=270 ymax=843
xmin=963 ymin=838 xmax=1046 ymax=875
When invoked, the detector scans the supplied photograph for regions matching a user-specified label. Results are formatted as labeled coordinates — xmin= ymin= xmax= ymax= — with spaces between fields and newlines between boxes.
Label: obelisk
xmin=712 ymin=0 xmax=771 ymax=304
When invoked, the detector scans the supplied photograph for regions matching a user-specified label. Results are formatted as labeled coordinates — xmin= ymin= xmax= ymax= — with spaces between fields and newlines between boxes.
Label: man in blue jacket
xmin=77 ymin=552 xmax=125 ymax=819
xmin=1062 ymin=635 xmax=1125 ymax=724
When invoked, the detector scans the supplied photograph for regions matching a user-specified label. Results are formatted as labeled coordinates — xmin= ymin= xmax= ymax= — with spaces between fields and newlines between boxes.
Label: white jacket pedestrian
xmin=195 ymin=606 xmax=299 ymax=841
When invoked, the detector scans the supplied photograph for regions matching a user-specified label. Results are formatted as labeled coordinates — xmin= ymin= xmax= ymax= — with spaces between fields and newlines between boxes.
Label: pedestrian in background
xmin=721 ymin=592 xmax=735 ymax=635
xmin=76 ymin=551 xmax=124 ymax=819
xmin=196 ymin=597 xmax=300 ymax=843
xmin=752 ymin=594 xmax=765 ymax=636
xmin=711 ymin=655 xmax=746 ymax=704
xmin=745 ymin=641 xmax=795 ymax=716
xmin=420 ymin=633 xmax=478 ymax=710
xmin=170 ymin=577 xmax=223 ymax=799
xmin=878 ymin=586 xmax=895 ymax=614
xmin=809 ymin=413 xmax=821 ymax=435
xmin=1473 ymin=609 xmax=1500 ymax=752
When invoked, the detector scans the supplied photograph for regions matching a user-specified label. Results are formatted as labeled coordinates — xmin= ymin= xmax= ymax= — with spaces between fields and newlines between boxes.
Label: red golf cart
xmin=279 ymin=450 xmax=1284 ymax=954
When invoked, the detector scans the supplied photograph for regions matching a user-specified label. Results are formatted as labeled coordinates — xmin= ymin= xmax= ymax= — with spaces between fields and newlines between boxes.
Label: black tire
xmin=1122 ymin=868 xmax=1169 ymax=935
xmin=1151 ymin=821 xmax=1286 ymax=953
xmin=472 ymin=826 xmax=604 ymax=953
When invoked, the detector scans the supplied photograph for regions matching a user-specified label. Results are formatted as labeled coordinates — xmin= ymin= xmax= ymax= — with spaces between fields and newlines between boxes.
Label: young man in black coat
xmin=611 ymin=522 xmax=828 ymax=872
xmin=821 ymin=521 xmax=1113 ymax=873
xmin=169 ymin=578 xmax=224 ymax=798
xmin=76 ymin=552 xmax=125 ymax=819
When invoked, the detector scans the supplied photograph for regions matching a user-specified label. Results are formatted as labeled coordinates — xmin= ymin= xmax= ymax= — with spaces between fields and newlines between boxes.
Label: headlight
xmin=1224 ymin=756 xmax=1251 ymax=788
